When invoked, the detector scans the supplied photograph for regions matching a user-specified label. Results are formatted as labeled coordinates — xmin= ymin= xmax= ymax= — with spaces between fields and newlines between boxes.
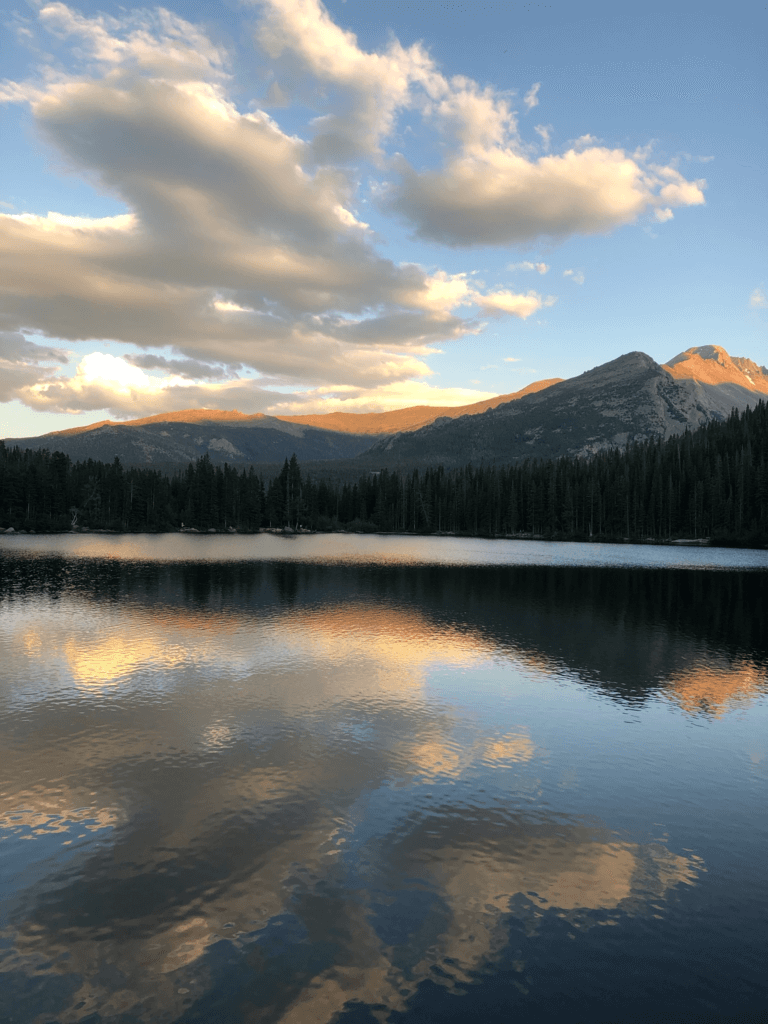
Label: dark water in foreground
xmin=0 ymin=535 xmax=767 ymax=1023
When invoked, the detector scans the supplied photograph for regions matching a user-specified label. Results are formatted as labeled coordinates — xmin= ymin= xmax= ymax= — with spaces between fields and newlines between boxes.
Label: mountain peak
xmin=664 ymin=346 xmax=768 ymax=394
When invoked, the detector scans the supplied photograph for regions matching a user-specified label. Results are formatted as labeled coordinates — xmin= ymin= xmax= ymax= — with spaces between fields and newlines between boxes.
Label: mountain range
xmin=3 ymin=346 xmax=766 ymax=470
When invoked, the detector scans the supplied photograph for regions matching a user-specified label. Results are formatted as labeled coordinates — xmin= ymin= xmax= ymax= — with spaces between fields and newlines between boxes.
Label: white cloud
xmin=386 ymin=147 xmax=706 ymax=246
xmin=269 ymin=379 xmax=497 ymax=414
xmin=0 ymin=0 xmax=710 ymax=417
xmin=563 ymin=269 xmax=585 ymax=285
xmin=38 ymin=2 xmax=228 ymax=81
xmin=19 ymin=351 xmax=270 ymax=416
xmin=256 ymin=0 xmax=435 ymax=161
xmin=523 ymin=82 xmax=540 ymax=111
xmin=750 ymin=288 xmax=768 ymax=309
xmin=213 ymin=299 xmax=254 ymax=313
xmin=474 ymin=290 xmax=555 ymax=318
xmin=2 ymin=4 xmax=522 ymax=410
xmin=534 ymin=124 xmax=552 ymax=150
xmin=18 ymin=349 xmax=500 ymax=418
xmin=258 ymin=0 xmax=705 ymax=248
xmin=503 ymin=357 xmax=521 ymax=362
xmin=507 ymin=261 xmax=549 ymax=274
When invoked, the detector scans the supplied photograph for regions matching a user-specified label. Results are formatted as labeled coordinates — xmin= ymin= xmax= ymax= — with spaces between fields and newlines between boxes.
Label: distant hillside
xmin=1 ymin=379 xmax=561 ymax=467
xmin=275 ymin=378 xmax=562 ymax=435
xmin=2 ymin=412 xmax=377 ymax=468
xmin=361 ymin=351 xmax=762 ymax=469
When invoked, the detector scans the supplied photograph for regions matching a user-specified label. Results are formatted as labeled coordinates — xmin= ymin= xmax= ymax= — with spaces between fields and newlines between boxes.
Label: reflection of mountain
xmin=3 ymin=554 xmax=766 ymax=711
xmin=1 ymin=553 xmax=760 ymax=1021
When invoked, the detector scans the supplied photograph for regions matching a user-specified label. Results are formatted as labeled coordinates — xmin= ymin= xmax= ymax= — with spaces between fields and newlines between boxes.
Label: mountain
xmin=2 ymin=410 xmax=377 ymax=468
xmin=1 ymin=379 xmax=561 ymax=468
xmin=361 ymin=350 xmax=763 ymax=468
xmin=275 ymin=378 xmax=562 ymax=435
xmin=3 ymin=348 xmax=764 ymax=471
xmin=663 ymin=345 xmax=768 ymax=394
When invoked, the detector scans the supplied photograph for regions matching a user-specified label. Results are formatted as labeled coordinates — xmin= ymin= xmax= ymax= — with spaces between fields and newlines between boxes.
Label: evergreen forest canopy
xmin=1 ymin=401 xmax=766 ymax=547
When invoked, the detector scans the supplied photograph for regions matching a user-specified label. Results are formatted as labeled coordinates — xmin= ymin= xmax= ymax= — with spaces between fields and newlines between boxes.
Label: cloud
xmin=749 ymin=288 xmax=767 ymax=309
xmin=17 ymin=350 xmax=498 ymax=418
xmin=258 ymin=0 xmax=705 ymax=248
xmin=508 ymin=261 xmax=549 ymax=274
xmin=385 ymin=148 xmax=706 ymax=247
xmin=38 ymin=1 xmax=229 ymax=81
xmin=267 ymin=379 xmax=498 ymax=415
xmin=534 ymin=124 xmax=552 ymax=150
xmin=523 ymin=82 xmax=540 ymax=111
xmin=124 ymin=353 xmax=236 ymax=379
xmin=1 ymin=3 xmax=523 ymax=411
xmin=563 ymin=269 xmax=585 ymax=285
xmin=503 ymin=357 xmax=521 ymax=362
xmin=0 ymin=0 xmax=709 ymax=416
xmin=19 ymin=351 xmax=274 ymax=416
xmin=256 ymin=0 xmax=435 ymax=161
xmin=473 ymin=289 xmax=554 ymax=319
xmin=0 ymin=328 xmax=70 ymax=401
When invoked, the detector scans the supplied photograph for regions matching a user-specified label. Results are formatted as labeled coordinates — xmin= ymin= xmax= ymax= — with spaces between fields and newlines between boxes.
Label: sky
xmin=0 ymin=0 xmax=766 ymax=438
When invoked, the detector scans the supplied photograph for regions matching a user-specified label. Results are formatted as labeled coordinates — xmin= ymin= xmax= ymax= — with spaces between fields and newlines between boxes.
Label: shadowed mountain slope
xmin=4 ymin=349 xmax=763 ymax=470
xmin=361 ymin=351 xmax=761 ymax=468
xmin=1 ymin=380 xmax=561 ymax=467
xmin=274 ymin=378 xmax=562 ymax=435
xmin=3 ymin=413 xmax=377 ymax=468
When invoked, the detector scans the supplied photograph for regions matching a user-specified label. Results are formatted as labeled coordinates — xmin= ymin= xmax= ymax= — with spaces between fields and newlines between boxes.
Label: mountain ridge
xmin=3 ymin=346 xmax=765 ymax=469
xmin=362 ymin=350 xmax=764 ymax=468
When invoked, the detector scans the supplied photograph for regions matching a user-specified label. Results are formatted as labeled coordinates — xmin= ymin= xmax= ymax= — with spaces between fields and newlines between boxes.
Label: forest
xmin=0 ymin=400 xmax=766 ymax=547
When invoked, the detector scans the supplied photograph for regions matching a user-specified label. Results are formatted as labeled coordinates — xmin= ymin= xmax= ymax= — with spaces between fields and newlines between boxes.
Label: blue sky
xmin=1 ymin=0 xmax=765 ymax=438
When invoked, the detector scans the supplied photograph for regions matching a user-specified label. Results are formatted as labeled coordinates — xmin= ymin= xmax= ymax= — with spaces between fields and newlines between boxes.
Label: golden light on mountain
xmin=664 ymin=346 xmax=768 ymax=395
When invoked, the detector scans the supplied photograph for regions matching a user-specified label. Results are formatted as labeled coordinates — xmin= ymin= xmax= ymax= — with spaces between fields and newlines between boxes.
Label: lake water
xmin=1 ymin=534 xmax=767 ymax=1023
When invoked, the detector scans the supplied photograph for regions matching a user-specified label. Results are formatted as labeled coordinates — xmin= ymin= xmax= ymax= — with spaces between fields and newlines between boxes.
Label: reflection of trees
xmin=2 ymin=555 xmax=766 ymax=706
xmin=272 ymin=562 xmax=300 ymax=605
xmin=0 ymin=551 xmax=761 ymax=1018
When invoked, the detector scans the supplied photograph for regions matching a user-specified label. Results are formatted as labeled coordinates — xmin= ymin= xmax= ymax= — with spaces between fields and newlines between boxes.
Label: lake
xmin=1 ymin=534 xmax=767 ymax=1023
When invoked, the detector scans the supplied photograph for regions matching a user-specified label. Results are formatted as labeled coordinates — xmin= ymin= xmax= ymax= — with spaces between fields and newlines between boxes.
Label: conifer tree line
xmin=1 ymin=401 xmax=766 ymax=546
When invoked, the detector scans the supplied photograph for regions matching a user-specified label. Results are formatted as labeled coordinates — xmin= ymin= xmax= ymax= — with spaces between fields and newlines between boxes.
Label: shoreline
xmin=2 ymin=526 xmax=764 ymax=549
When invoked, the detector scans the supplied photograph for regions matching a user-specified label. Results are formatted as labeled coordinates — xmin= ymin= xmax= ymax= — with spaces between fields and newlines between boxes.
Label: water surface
xmin=1 ymin=536 xmax=766 ymax=1022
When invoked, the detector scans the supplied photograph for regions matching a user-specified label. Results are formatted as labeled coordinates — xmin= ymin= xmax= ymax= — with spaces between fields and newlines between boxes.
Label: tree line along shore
xmin=1 ymin=401 xmax=766 ymax=548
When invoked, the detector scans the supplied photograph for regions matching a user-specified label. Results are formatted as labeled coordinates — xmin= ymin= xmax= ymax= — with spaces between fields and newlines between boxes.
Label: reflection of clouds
xmin=283 ymin=603 xmax=490 ymax=673
xmin=4 ymin=804 xmax=703 ymax=1024
xmin=414 ymin=832 xmax=700 ymax=995
xmin=64 ymin=634 xmax=175 ymax=687
xmin=4 ymin=599 xmax=488 ymax=700
xmin=0 ymin=797 xmax=121 ymax=837
xmin=0 ymin=581 xmax=727 ymax=1023
xmin=483 ymin=730 xmax=536 ymax=764
xmin=400 ymin=728 xmax=536 ymax=781
xmin=402 ymin=734 xmax=464 ymax=778
xmin=664 ymin=657 xmax=768 ymax=717
xmin=271 ymin=817 xmax=703 ymax=1023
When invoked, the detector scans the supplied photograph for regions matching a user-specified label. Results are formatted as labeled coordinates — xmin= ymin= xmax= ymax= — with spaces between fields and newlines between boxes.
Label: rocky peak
xmin=664 ymin=346 xmax=768 ymax=395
